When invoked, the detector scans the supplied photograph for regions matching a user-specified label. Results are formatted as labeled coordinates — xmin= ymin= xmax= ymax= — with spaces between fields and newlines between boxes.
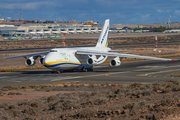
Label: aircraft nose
xmin=43 ymin=54 xmax=52 ymax=65
xmin=43 ymin=57 xmax=47 ymax=64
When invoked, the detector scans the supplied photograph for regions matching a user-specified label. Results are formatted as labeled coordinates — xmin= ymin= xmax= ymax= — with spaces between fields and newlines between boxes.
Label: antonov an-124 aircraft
xmin=5 ymin=19 xmax=176 ymax=73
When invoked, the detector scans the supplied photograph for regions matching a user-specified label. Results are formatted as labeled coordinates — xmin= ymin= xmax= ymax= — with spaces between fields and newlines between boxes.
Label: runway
xmin=0 ymin=58 xmax=179 ymax=88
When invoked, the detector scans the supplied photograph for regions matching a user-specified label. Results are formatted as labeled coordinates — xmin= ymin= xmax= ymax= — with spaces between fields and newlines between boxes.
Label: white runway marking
xmin=0 ymin=76 xmax=9 ymax=79
xmin=6 ymin=80 xmax=21 ymax=82
xmin=0 ymin=72 xmax=13 ymax=75
xmin=137 ymin=66 xmax=161 ymax=68
xmin=137 ymin=69 xmax=180 ymax=76
xmin=51 ymin=71 xmax=129 ymax=81
xmin=135 ymin=65 xmax=180 ymax=72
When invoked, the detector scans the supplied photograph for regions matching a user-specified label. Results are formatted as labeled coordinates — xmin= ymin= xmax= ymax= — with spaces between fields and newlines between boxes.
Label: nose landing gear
xmin=82 ymin=68 xmax=93 ymax=72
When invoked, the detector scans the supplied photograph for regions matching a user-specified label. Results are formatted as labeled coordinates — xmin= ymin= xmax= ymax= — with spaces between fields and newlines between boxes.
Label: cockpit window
xmin=50 ymin=50 xmax=57 ymax=52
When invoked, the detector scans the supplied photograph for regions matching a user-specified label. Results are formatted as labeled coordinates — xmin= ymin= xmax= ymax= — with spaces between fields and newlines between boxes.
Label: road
xmin=0 ymin=58 xmax=179 ymax=89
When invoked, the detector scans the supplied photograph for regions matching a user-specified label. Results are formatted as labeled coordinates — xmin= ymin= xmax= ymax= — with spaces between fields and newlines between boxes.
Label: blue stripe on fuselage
xmin=44 ymin=63 xmax=81 ymax=68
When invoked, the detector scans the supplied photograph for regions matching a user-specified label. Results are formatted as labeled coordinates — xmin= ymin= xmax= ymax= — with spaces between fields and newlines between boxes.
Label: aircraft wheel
xmin=83 ymin=68 xmax=93 ymax=72
xmin=83 ymin=69 xmax=87 ymax=72
xmin=68 ymin=69 xmax=74 ymax=72
xmin=56 ymin=71 xmax=61 ymax=74
xmin=51 ymin=71 xmax=56 ymax=74
xmin=87 ymin=68 xmax=93 ymax=72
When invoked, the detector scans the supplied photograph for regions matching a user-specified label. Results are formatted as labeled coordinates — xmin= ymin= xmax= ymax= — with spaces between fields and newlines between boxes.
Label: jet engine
xmin=25 ymin=56 xmax=38 ymax=66
xmin=110 ymin=57 xmax=121 ymax=66
xmin=87 ymin=55 xmax=97 ymax=65
xmin=39 ymin=56 xmax=45 ymax=64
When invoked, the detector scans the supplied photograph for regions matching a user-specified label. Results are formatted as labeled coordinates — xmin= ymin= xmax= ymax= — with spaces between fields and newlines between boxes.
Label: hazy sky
xmin=0 ymin=0 xmax=180 ymax=24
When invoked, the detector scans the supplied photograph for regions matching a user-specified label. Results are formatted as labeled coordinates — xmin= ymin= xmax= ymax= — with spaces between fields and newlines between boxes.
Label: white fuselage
xmin=43 ymin=47 xmax=110 ymax=70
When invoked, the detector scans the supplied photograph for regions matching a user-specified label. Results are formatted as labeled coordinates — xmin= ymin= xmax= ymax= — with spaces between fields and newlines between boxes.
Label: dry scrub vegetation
xmin=1 ymin=80 xmax=180 ymax=119
xmin=0 ymin=35 xmax=179 ymax=50
xmin=165 ymin=72 xmax=180 ymax=78
xmin=0 ymin=35 xmax=180 ymax=119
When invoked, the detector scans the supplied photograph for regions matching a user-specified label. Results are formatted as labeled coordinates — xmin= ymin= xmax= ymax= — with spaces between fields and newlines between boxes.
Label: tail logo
xmin=101 ymin=26 xmax=109 ymax=44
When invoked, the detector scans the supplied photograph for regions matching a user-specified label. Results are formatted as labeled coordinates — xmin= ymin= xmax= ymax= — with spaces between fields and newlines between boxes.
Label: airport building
xmin=116 ymin=23 xmax=180 ymax=29
xmin=0 ymin=25 xmax=17 ymax=36
xmin=0 ymin=18 xmax=5 ymax=22
xmin=12 ymin=21 xmax=101 ymax=35
xmin=1 ymin=19 xmax=180 ymax=36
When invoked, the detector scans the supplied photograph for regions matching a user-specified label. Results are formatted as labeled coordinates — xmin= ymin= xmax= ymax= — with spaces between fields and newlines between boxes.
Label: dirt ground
xmin=1 ymin=81 xmax=180 ymax=120
xmin=0 ymin=35 xmax=178 ymax=50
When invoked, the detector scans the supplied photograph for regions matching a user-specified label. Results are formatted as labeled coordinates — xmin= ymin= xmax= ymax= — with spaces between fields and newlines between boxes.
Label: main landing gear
xmin=51 ymin=68 xmax=93 ymax=74
xmin=82 ymin=68 xmax=93 ymax=72
xmin=51 ymin=69 xmax=62 ymax=74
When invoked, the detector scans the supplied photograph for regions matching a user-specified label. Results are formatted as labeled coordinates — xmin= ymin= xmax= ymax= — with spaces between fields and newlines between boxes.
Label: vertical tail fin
xmin=96 ymin=19 xmax=109 ymax=47
xmin=57 ymin=33 xmax=60 ymax=37
xmin=17 ymin=34 xmax=22 ymax=39
xmin=125 ymin=27 xmax=128 ymax=30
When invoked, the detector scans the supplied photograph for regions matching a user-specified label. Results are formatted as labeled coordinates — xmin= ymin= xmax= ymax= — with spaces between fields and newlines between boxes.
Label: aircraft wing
xmin=109 ymin=50 xmax=139 ymax=52
xmin=4 ymin=51 xmax=49 ymax=59
xmin=76 ymin=50 xmax=176 ymax=61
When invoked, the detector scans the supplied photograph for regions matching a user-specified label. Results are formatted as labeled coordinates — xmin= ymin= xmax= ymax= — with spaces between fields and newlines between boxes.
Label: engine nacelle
xmin=87 ymin=55 xmax=97 ymax=65
xmin=25 ymin=56 xmax=38 ymax=66
xmin=110 ymin=57 xmax=121 ymax=66
xmin=39 ymin=56 xmax=45 ymax=64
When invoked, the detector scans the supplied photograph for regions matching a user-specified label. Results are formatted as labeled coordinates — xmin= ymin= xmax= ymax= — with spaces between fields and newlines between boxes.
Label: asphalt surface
xmin=0 ymin=58 xmax=179 ymax=89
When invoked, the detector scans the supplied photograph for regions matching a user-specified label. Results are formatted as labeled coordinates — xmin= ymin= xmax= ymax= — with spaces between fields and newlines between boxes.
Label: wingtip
xmin=171 ymin=59 xmax=177 ymax=61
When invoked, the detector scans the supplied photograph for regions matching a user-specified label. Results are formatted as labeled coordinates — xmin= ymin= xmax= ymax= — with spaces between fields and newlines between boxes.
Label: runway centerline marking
xmin=6 ymin=80 xmax=21 ymax=82
xmin=51 ymin=71 xmax=129 ymax=82
xmin=137 ymin=66 xmax=160 ymax=68
xmin=137 ymin=69 xmax=180 ymax=76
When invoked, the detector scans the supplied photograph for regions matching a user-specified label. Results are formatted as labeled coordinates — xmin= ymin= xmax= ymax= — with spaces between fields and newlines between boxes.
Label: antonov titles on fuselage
xmin=5 ymin=19 xmax=176 ymax=73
